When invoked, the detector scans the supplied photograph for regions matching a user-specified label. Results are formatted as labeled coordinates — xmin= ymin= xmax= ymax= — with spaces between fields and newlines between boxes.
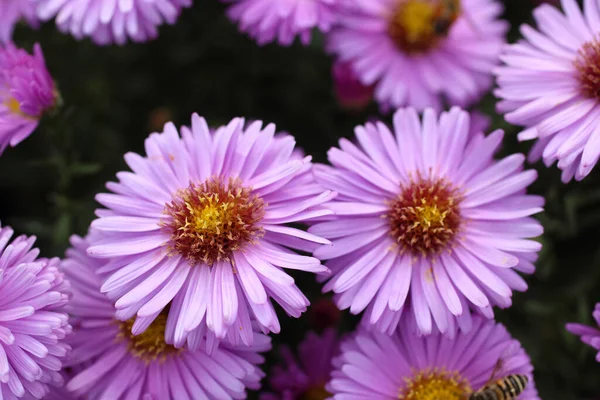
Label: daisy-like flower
xmin=332 ymin=61 xmax=374 ymax=111
xmin=567 ymin=302 xmax=600 ymax=362
xmin=311 ymin=107 xmax=543 ymax=336
xmin=64 ymin=234 xmax=271 ymax=400
xmin=327 ymin=0 xmax=508 ymax=111
xmin=88 ymin=115 xmax=332 ymax=349
xmin=260 ymin=328 xmax=338 ymax=400
xmin=0 ymin=223 xmax=71 ymax=399
xmin=328 ymin=317 xmax=539 ymax=400
xmin=0 ymin=43 xmax=58 ymax=155
xmin=0 ymin=0 xmax=39 ymax=43
xmin=35 ymin=0 xmax=192 ymax=45
xmin=496 ymin=0 xmax=600 ymax=182
xmin=224 ymin=0 xmax=337 ymax=46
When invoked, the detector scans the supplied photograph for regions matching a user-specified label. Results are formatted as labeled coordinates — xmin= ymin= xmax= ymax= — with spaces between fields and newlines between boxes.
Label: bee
xmin=431 ymin=0 xmax=461 ymax=37
xmin=468 ymin=357 xmax=529 ymax=400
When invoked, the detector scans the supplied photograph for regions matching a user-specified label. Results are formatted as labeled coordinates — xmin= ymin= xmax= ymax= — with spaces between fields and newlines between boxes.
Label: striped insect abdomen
xmin=468 ymin=374 xmax=529 ymax=400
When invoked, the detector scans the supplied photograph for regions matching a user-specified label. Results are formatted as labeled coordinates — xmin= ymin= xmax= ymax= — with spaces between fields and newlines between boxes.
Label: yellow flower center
xmin=399 ymin=369 xmax=471 ymax=400
xmin=388 ymin=0 xmax=460 ymax=53
xmin=163 ymin=177 xmax=265 ymax=265
xmin=302 ymin=385 xmax=330 ymax=400
xmin=387 ymin=176 xmax=462 ymax=258
xmin=118 ymin=314 xmax=179 ymax=362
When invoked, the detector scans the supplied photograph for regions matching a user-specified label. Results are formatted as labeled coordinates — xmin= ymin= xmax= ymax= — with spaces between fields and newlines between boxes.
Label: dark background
xmin=3 ymin=0 xmax=599 ymax=398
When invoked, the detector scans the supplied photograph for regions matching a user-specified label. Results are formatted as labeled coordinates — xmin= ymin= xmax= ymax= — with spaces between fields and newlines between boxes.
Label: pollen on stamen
xmin=117 ymin=313 xmax=180 ymax=363
xmin=575 ymin=37 xmax=600 ymax=100
xmin=399 ymin=368 xmax=471 ymax=400
xmin=162 ymin=177 xmax=265 ymax=266
xmin=386 ymin=176 xmax=462 ymax=258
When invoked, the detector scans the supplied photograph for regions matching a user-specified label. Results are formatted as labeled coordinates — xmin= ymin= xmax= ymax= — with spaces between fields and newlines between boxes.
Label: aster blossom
xmin=0 ymin=43 xmax=58 ymax=155
xmin=495 ymin=0 xmax=600 ymax=182
xmin=224 ymin=0 xmax=337 ymax=46
xmin=88 ymin=114 xmax=333 ymax=349
xmin=260 ymin=328 xmax=338 ymax=400
xmin=328 ymin=317 xmax=539 ymax=400
xmin=311 ymin=107 xmax=543 ymax=336
xmin=567 ymin=302 xmax=600 ymax=362
xmin=0 ymin=223 xmax=71 ymax=400
xmin=0 ymin=0 xmax=39 ymax=43
xmin=63 ymin=235 xmax=270 ymax=400
xmin=327 ymin=0 xmax=508 ymax=111
xmin=35 ymin=0 xmax=192 ymax=45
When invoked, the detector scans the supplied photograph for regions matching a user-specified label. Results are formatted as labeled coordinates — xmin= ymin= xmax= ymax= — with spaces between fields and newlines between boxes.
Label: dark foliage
xmin=2 ymin=1 xmax=599 ymax=399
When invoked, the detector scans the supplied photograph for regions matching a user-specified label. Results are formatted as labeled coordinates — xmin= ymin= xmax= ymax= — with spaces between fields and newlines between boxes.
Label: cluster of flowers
xmin=3 ymin=0 xmax=600 ymax=399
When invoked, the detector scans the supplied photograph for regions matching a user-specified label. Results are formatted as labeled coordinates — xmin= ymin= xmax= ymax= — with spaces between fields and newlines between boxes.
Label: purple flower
xmin=328 ymin=317 xmax=539 ymax=400
xmin=0 ymin=0 xmax=39 ymax=43
xmin=63 ymin=234 xmax=271 ymax=400
xmin=567 ymin=303 xmax=600 ymax=362
xmin=260 ymin=328 xmax=338 ymax=400
xmin=311 ymin=107 xmax=543 ymax=337
xmin=495 ymin=0 xmax=600 ymax=182
xmin=0 ymin=223 xmax=71 ymax=399
xmin=35 ymin=0 xmax=192 ymax=45
xmin=224 ymin=0 xmax=337 ymax=46
xmin=332 ymin=61 xmax=374 ymax=111
xmin=0 ymin=43 xmax=58 ymax=155
xmin=327 ymin=0 xmax=508 ymax=111
xmin=87 ymin=115 xmax=332 ymax=349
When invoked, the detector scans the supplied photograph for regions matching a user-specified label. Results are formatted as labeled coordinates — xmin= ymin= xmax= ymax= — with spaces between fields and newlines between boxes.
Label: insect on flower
xmin=468 ymin=357 xmax=529 ymax=400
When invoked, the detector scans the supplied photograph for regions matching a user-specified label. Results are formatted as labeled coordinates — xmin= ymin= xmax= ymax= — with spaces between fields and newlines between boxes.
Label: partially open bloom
xmin=0 ymin=223 xmax=71 ymax=399
xmin=312 ymin=107 xmax=543 ymax=336
xmin=260 ymin=328 xmax=338 ymax=400
xmin=332 ymin=61 xmax=374 ymax=111
xmin=0 ymin=43 xmax=57 ymax=154
xmin=88 ymin=115 xmax=332 ymax=348
xmin=64 ymin=234 xmax=270 ymax=400
xmin=35 ymin=0 xmax=192 ymax=45
xmin=567 ymin=302 xmax=600 ymax=362
xmin=224 ymin=0 xmax=337 ymax=46
xmin=328 ymin=317 xmax=539 ymax=400
xmin=327 ymin=0 xmax=508 ymax=111
xmin=495 ymin=0 xmax=600 ymax=182
xmin=0 ymin=0 xmax=39 ymax=43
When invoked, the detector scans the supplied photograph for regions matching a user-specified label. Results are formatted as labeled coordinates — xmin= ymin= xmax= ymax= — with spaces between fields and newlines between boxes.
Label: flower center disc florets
xmin=388 ymin=0 xmax=461 ymax=54
xmin=388 ymin=176 xmax=462 ymax=257
xmin=399 ymin=368 xmax=471 ymax=400
xmin=302 ymin=385 xmax=330 ymax=400
xmin=164 ymin=177 xmax=265 ymax=266
xmin=118 ymin=314 xmax=179 ymax=362
xmin=575 ymin=38 xmax=600 ymax=99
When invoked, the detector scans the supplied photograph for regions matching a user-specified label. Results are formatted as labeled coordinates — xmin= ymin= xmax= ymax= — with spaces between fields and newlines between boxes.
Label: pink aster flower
xmin=224 ymin=0 xmax=337 ymax=46
xmin=63 ymin=234 xmax=271 ymax=400
xmin=0 ymin=43 xmax=58 ymax=155
xmin=0 ymin=223 xmax=71 ymax=399
xmin=311 ymin=107 xmax=543 ymax=337
xmin=260 ymin=328 xmax=339 ymax=400
xmin=495 ymin=0 xmax=600 ymax=182
xmin=328 ymin=317 xmax=539 ymax=400
xmin=35 ymin=0 xmax=192 ymax=45
xmin=88 ymin=115 xmax=333 ymax=349
xmin=0 ymin=0 xmax=39 ymax=43
xmin=332 ymin=61 xmax=374 ymax=111
xmin=327 ymin=0 xmax=508 ymax=111
xmin=567 ymin=303 xmax=600 ymax=362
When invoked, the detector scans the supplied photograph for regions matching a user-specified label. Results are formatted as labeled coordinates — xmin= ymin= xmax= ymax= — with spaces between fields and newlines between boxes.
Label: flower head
xmin=567 ymin=302 xmax=600 ymax=362
xmin=327 ymin=0 xmax=508 ymax=111
xmin=35 ymin=0 xmax=192 ymax=45
xmin=260 ymin=328 xmax=339 ymax=400
xmin=328 ymin=317 xmax=539 ymax=400
xmin=0 ymin=223 xmax=71 ymax=399
xmin=332 ymin=61 xmax=374 ymax=111
xmin=0 ymin=43 xmax=57 ymax=154
xmin=63 ymin=234 xmax=271 ymax=400
xmin=312 ymin=107 xmax=543 ymax=336
xmin=88 ymin=115 xmax=332 ymax=349
xmin=0 ymin=0 xmax=39 ymax=43
xmin=495 ymin=0 xmax=600 ymax=182
xmin=224 ymin=0 xmax=338 ymax=46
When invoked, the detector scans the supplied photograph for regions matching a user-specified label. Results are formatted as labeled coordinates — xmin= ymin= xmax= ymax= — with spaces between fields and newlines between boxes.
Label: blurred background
xmin=2 ymin=0 xmax=598 ymax=398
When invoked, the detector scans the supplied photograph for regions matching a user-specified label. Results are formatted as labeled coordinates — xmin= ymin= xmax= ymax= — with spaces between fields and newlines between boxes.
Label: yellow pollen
xmin=4 ymin=97 xmax=28 ymax=117
xmin=399 ymin=369 xmax=471 ymax=400
xmin=302 ymin=385 xmax=330 ymax=400
xmin=117 ymin=314 xmax=179 ymax=363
